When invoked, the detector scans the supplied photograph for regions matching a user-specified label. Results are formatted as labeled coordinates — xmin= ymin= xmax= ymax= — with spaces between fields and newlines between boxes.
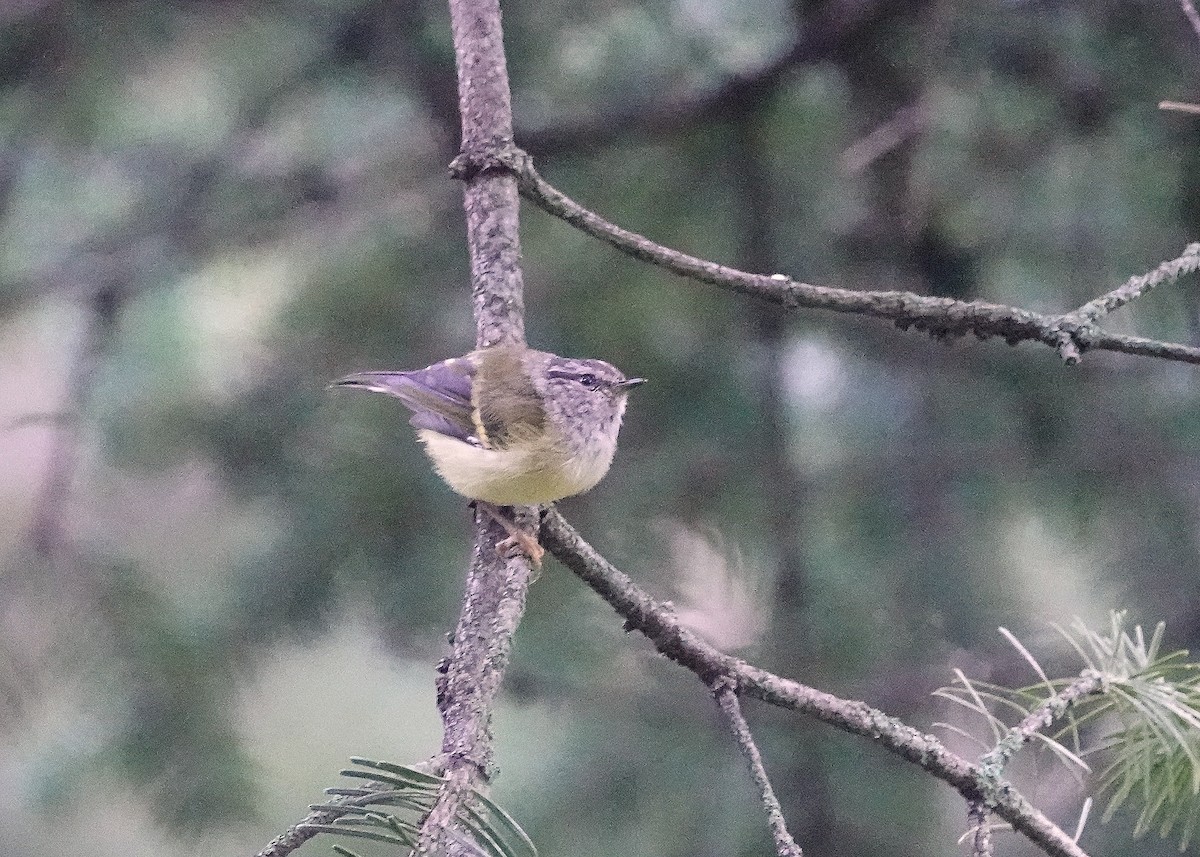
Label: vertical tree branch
xmin=258 ymin=4 xmax=533 ymax=853
xmin=451 ymin=0 xmax=526 ymax=349
xmin=420 ymin=0 xmax=534 ymax=852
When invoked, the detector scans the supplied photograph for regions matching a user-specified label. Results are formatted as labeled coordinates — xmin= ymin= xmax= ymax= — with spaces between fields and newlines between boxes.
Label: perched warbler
xmin=333 ymin=344 xmax=645 ymax=563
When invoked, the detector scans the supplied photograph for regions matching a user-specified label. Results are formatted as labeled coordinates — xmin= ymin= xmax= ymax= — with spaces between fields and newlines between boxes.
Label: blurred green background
xmin=3 ymin=1 xmax=1200 ymax=855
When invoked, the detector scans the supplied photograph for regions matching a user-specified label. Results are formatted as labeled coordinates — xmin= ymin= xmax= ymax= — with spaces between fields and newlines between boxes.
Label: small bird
xmin=333 ymin=344 xmax=645 ymax=564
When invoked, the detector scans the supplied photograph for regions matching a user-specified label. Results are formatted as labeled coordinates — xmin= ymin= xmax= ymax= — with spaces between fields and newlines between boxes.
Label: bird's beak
xmin=617 ymin=377 xmax=647 ymax=391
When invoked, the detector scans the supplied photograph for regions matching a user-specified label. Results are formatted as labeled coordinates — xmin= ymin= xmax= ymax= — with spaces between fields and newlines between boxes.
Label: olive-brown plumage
xmin=332 ymin=345 xmax=644 ymax=507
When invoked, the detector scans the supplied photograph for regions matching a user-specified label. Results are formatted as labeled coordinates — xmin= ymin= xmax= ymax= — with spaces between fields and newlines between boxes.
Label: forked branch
xmin=452 ymin=145 xmax=1200 ymax=368
xmin=540 ymin=510 xmax=1090 ymax=857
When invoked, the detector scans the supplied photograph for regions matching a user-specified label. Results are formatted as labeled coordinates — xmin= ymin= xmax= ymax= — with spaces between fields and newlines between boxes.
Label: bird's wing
xmin=333 ymin=357 xmax=480 ymax=444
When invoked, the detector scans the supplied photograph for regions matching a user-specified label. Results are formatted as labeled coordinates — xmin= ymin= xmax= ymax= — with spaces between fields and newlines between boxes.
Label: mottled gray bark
xmin=420 ymin=0 xmax=535 ymax=853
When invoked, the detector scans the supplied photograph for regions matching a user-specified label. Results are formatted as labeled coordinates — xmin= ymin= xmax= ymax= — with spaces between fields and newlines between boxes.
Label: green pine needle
xmin=310 ymin=759 xmax=538 ymax=857
xmin=937 ymin=612 xmax=1200 ymax=851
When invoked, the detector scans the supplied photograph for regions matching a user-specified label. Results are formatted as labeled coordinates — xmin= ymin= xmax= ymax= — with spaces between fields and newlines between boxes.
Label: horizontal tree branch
xmin=1160 ymin=100 xmax=1200 ymax=114
xmin=540 ymin=509 xmax=1090 ymax=857
xmin=453 ymin=146 xmax=1200 ymax=368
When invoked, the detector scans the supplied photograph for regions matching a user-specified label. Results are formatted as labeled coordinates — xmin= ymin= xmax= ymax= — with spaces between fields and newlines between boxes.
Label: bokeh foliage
xmin=3 ymin=1 xmax=1200 ymax=855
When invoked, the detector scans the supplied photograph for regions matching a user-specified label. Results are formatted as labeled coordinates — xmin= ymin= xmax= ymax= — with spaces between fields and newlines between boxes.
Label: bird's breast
xmin=416 ymin=429 xmax=617 ymax=505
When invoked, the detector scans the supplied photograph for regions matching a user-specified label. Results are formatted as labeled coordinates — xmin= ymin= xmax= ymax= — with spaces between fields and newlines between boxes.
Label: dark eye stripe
xmin=548 ymin=370 xmax=601 ymax=383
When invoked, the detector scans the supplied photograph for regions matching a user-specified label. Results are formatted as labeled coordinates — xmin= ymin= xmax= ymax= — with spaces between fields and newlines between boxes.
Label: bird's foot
xmin=496 ymin=532 xmax=545 ymax=568
xmin=475 ymin=501 xmax=544 ymax=568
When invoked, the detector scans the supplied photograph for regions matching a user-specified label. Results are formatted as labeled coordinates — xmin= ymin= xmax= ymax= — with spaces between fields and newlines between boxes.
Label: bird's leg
xmin=474 ymin=501 xmax=544 ymax=568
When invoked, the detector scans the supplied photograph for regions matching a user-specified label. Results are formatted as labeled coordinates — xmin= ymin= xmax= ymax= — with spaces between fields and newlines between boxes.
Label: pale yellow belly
xmin=417 ymin=430 xmax=615 ymax=505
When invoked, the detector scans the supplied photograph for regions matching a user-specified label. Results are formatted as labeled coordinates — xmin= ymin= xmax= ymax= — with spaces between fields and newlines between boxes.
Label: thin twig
xmin=979 ymin=671 xmax=1104 ymax=777
xmin=969 ymin=801 xmax=995 ymax=857
xmin=260 ymin=781 xmax=424 ymax=857
xmin=256 ymin=802 xmax=358 ymax=857
xmin=712 ymin=677 xmax=804 ymax=857
xmin=1072 ymin=798 xmax=1092 ymax=843
xmin=1159 ymin=100 xmax=1200 ymax=114
xmin=1060 ymin=243 xmax=1200 ymax=326
xmin=539 ymin=510 xmax=1090 ymax=857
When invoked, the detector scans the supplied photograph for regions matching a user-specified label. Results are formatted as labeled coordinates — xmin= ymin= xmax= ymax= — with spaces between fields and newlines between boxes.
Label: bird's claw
xmin=496 ymin=532 xmax=545 ymax=568
xmin=476 ymin=500 xmax=544 ymax=569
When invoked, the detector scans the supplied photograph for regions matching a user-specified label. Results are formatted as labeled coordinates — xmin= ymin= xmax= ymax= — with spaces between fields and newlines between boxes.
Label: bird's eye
xmin=577 ymin=373 xmax=599 ymax=389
